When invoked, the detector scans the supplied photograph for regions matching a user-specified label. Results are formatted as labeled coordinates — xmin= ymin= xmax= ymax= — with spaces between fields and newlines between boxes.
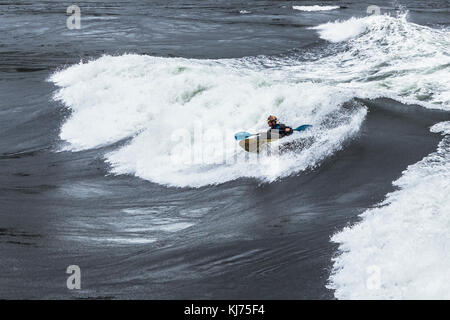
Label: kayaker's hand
xmin=285 ymin=128 xmax=291 ymax=132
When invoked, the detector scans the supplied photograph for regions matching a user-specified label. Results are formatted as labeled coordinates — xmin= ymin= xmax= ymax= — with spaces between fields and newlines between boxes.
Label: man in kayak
xmin=265 ymin=115 xmax=293 ymax=138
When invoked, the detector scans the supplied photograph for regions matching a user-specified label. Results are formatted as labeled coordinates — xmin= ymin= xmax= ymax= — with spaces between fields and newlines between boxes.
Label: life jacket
xmin=267 ymin=123 xmax=293 ymax=138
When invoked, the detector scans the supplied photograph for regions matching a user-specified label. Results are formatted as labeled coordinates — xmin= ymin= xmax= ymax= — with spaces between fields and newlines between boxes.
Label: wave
xmin=312 ymin=13 xmax=450 ymax=299
xmin=50 ymin=54 xmax=366 ymax=187
xmin=328 ymin=122 xmax=450 ymax=299
xmin=305 ymin=13 xmax=450 ymax=108
xmin=311 ymin=16 xmax=371 ymax=42
xmin=293 ymin=5 xmax=340 ymax=12
xmin=50 ymin=13 xmax=449 ymax=189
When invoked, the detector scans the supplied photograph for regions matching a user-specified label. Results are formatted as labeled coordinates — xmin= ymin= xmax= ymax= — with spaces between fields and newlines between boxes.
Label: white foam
xmin=431 ymin=121 xmax=450 ymax=135
xmin=305 ymin=13 xmax=450 ymax=109
xmin=293 ymin=5 xmax=339 ymax=12
xmin=311 ymin=16 xmax=370 ymax=42
xmin=51 ymin=54 xmax=363 ymax=187
xmin=328 ymin=127 xmax=450 ymax=299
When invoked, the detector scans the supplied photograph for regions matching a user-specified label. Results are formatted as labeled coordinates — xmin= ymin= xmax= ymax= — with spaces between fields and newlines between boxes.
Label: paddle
xmin=234 ymin=132 xmax=258 ymax=141
xmin=294 ymin=124 xmax=312 ymax=132
xmin=234 ymin=125 xmax=312 ymax=141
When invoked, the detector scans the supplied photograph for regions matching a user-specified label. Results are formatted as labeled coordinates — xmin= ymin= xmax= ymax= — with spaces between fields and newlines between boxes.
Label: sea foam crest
xmin=305 ymin=13 xmax=450 ymax=109
xmin=328 ymin=123 xmax=450 ymax=299
xmin=293 ymin=5 xmax=340 ymax=12
xmin=51 ymin=54 xmax=363 ymax=187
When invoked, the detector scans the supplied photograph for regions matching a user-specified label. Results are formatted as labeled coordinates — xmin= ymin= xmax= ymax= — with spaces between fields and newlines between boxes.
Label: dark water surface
xmin=0 ymin=0 xmax=449 ymax=299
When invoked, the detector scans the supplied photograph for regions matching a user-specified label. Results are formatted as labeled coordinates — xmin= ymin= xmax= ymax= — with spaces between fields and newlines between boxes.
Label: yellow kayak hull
xmin=238 ymin=137 xmax=278 ymax=153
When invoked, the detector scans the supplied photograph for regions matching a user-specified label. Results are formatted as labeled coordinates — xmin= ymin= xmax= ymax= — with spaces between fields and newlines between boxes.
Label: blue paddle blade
xmin=234 ymin=132 xmax=253 ymax=141
xmin=294 ymin=124 xmax=312 ymax=132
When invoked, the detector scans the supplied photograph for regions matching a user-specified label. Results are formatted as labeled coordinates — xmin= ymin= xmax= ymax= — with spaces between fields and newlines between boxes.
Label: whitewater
xmin=49 ymin=11 xmax=450 ymax=299
xmin=293 ymin=5 xmax=340 ymax=12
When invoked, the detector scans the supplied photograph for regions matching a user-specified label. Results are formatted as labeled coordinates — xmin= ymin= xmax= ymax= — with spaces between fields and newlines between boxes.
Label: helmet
xmin=267 ymin=115 xmax=278 ymax=124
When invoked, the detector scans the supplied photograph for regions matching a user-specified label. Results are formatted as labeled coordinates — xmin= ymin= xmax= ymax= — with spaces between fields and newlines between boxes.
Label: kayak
xmin=237 ymin=124 xmax=312 ymax=153
xmin=238 ymin=136 xmax=277 ymax=153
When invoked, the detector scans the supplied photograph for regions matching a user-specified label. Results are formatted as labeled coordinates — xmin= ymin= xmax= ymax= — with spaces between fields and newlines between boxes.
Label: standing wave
xmin=50 ymin=54 xmax=365 ymax=187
